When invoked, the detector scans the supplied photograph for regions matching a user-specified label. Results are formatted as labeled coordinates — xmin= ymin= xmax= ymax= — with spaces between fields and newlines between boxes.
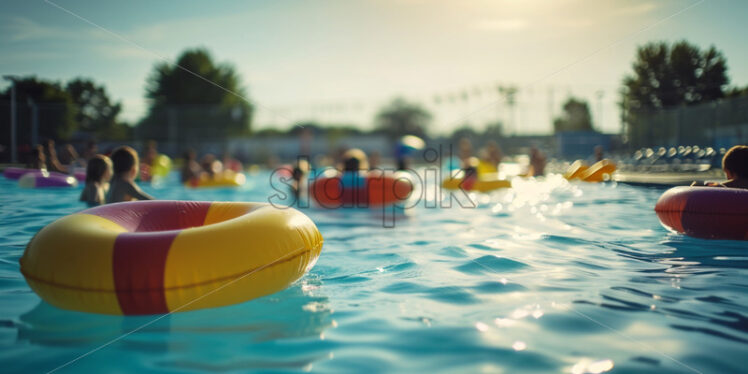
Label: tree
xmin=66 ymin=78 xmax=130 ymax=140
xmin=621 ymin=40 xmax=729 ymax=146
xmin=725 ymin=85 xmax=748 ymax=98
xmin=553 ymin=97 xmax=593 ymax=133
xmin=0 ymin=76 xmax=77 ymax=145
xmin=622 ymin=41 xmax=728 ymax=112
xmin=483 ymin=122 xmax=504 ymax=139
xmin=450 ymin=125 xmax=478 ymax=142
xmin=137 ymin=48 xmax=253 ymax=141
xmin=374 ymin=98 xmax=431 ymax=139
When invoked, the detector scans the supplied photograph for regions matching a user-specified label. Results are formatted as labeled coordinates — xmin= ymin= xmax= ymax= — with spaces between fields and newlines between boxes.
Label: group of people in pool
xmin=179 ymin=149 xmax=244 ymax=184
xmin=22 ymin=140 xmax=154 ymax=206
xmin=79 ymin=146 xmax=155 ymax=206
xmin=457 ymin=138 xmax=547 ymax=183
xmin=22 ymin=138 xmax=748 ymax=209
xmin=25 ymin=139 xmax=92 ymax=174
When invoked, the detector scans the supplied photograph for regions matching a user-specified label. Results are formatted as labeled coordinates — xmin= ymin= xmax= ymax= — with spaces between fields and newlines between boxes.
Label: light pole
xmin=3 ymin=75 xmax=20 ymax=163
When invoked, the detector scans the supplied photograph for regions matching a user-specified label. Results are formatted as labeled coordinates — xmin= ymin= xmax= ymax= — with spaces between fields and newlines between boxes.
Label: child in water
xmin=697 ymin=145 xmax=748 ymax=189
xmin=107 ymin=146 xmax=155 ymax=203
xmin=79 ymin=155 xmax=112 ymax=206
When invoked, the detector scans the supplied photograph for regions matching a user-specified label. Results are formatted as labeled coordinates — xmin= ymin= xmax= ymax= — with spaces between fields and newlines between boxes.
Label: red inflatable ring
xmin=311 ymin=171 xmax=413 ymax=208
xmin=654 ymin=186 xmax=748 ymax=240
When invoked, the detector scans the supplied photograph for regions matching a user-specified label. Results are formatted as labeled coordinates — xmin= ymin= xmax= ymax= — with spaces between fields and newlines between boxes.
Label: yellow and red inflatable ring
xmin=19 ymin=200 xmax=323 ymax=315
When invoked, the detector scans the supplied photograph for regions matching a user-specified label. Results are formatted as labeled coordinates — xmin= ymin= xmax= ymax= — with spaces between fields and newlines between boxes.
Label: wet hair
xmin=341 ymin=148 xmax=368 ymax=172
xmin=110 ymin=146 xmax=139 ymax=175
xmin=86 ymin=155 xmax=112 ymax=183
xmin=723 ymin=145 xmax=748 ymax=178
xmin=343 ymin=157 xmax=360 ymax=172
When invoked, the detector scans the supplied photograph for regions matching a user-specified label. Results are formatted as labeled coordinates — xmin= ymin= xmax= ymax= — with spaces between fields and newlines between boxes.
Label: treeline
xmin=0 ymin=77 xmax=130 ymax=147
xmin=621 ymin=40 xmax=748 ymax=142
xmin=3 ymin=41 xmax=747 ymax=149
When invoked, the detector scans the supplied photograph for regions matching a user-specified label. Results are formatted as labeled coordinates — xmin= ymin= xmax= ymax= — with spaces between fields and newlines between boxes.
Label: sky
xmin=1 ymin=0 xmax=747 ymax=135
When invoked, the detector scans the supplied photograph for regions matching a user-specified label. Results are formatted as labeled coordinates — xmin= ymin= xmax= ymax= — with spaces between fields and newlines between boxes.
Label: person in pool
xmin=43 ymin=139 xmax=68 ymax=173
xmin=80 ymin=155 xmax=112 ymax=207
xmin=180 ymin=149 xmax=203 ymax=184
xmin=341 ymin=148 xmax=369 ymax=172
xmin=290 ymin=158 xmax=310 ymax=200
xmin=527 ymin=146 xmax=547 ymax=177
xmin=26 ymin=145 xmax=46 ymax=170
xmin=107 ymin=146 xmax=155 ymax=203
xmin=694 ymin=145 xmax=748 ymax=189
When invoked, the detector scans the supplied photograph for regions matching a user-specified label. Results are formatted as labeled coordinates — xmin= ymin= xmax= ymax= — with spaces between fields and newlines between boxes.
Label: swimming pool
xmin=1 ymin=171 xmax=746 ymax=373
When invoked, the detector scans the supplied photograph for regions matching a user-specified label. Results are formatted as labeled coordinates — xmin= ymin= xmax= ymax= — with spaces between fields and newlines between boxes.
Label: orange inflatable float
xmin=311 ymin=171 xmax=413 ymax=207
xmin=564 ymin=159 xmax=616 ymax=182
xmin=655 ymin=186 xmax=748 ymax=240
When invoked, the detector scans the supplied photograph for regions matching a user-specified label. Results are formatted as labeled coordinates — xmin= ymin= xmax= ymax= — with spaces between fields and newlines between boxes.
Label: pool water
xmin=1 ymin=171 xmax=746 ymax=373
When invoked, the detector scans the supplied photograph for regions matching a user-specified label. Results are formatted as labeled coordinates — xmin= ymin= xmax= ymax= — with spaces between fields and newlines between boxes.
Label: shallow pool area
xmin=1 ymin=171 xmax=746 ymax=373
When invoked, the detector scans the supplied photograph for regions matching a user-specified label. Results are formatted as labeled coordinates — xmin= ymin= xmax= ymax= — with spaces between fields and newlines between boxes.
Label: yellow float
xmin=564 ymin=159 xmax=617 ymax=182
xmin=19 ymin=201 xmax=323 ymax=315
xmin=187 ymin=170 xmax=246 ymax=188
xmin=476 ymin=160 xmax=498 ymax=175
xmin=442 ymin=173 xmax=512 ymax=192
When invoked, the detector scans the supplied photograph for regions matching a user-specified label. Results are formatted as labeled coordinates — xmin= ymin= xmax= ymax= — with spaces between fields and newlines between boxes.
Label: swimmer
xmin=458 ymin=137 xmax=473 ymax=169
xmin=222 ymin=152 xmax=243 ymax=173
xmin=291 ymin=158 xmax=310 ymax=200
xmin=479 ymin=141 xmax=502 ymax=173
xmin=107 ymin=146 xmax=155 ymax=203
xmin=528 ymin=146 xmax=547 ymax=177
xmin=27 ymin=145 xmax=46 ymax=170
xmin=181 ymin=149 xmax=202 ymax=184
xmin=594 ymin=145 xmax=604 ymax=162
xmin=59 ymin=143 xmax=81 ymax=168
xmin=79 ymin=155 xmax=112 ymax=207
xmin=143 ymin=140 xmax=158 ymax=166
xmin=341 ymin=148 xmax=369 ymax=172
xmin=43 ymin=139 xmax=68 ymax=173
xmin=694 ymin=145 xmax=748 ymax=189
xmin=201 ymin=154 xmax=223 ymax=177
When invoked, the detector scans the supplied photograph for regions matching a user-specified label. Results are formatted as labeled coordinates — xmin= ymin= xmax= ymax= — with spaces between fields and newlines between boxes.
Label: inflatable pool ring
xmin=4 ymin=167 xmax=84 ymax=182
xmin=655 ymin=186 xmax=748 ymax=240
xmin=563 ymin=160 xmax=589 ymax=180
xmin=578 ymin=159 xmax=616 ymax=182
xmin=311 ymin=171 xmax=413 ymax=207
xmin=3 ymin=167 xmax=33 ymax=180
xmin=19 ymin=200 xmax=323 ymax=315
xmin=442 ymin=172 xmax=511 ymax=193
xmin=564 ymin=159 xmax=616 ymax=182
xmin=187 ymin=170 xmax=246 ymax=188
xmin=18 ymin=171 xmax=78 ymax=188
